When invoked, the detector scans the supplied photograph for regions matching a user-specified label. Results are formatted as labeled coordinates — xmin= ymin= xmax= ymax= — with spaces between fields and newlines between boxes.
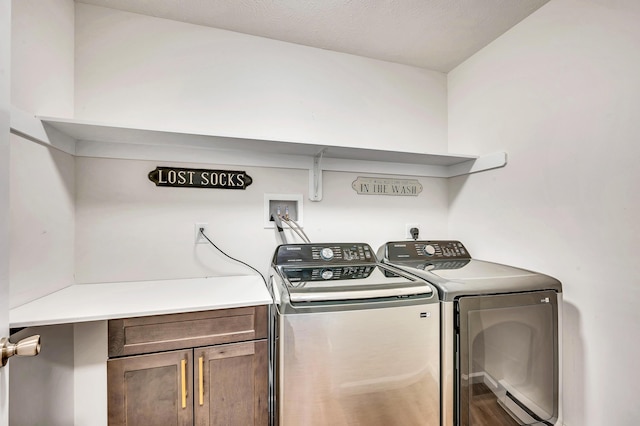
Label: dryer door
xmin=456 ymin=290 xmax=559 ymax=426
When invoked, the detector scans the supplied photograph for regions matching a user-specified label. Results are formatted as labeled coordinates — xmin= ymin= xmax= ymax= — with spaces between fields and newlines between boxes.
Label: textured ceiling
xmin=76 ymin=0 xmax=551 ymax=72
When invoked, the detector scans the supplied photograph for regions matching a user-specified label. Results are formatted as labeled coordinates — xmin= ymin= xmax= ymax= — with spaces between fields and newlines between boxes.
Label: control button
xmin=320 ymin=247 xmax=334 ymax=260
xmin=423 ymin=245 xmax=436 ymax=256
xmin=321 ymin=269 xmax=334 ymax=280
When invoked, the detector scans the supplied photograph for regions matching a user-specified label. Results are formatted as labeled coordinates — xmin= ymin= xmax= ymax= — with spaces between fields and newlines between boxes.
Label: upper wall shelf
xmin=10 ymin=109 xmax=507 ymax=201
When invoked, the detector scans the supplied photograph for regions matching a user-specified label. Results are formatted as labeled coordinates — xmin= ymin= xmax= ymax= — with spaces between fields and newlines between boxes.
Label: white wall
xmin=447 ymin=0 xmax=640 ymax=424
xmin=11 ymin=0 xmax=74 ymax=116
xmin=9 ymin=135 xmax=75 ymax=308
xmin=10 ymin=0 xmax=75 ymax=308
xmin=75 ymin=156 xmax=449 ymax=284
xmin=8 ymin=3 xmax=76 ymax=425
xmin=9 ymin=2 xmax=452 ymax=292
xmin=72 ymin=3 xmax=451 ymax=284
xmin=8 ymin=325 xmax=75 ymax=426
xmin=74 ymin=4 xmax=448 ymax=154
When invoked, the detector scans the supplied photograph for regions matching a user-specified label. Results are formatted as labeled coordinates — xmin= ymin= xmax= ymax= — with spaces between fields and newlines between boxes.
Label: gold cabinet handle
xmin=181 ymin=359 xmax=187 ymax=409
xmin=198 ymin=356 xmax=204 ymax=406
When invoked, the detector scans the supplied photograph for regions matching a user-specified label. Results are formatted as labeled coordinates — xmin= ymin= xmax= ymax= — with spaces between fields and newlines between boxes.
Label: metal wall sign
xmin=148 ymin=167 xmax=253 ymax=189
xmin=352 ymin=176 xmax=422 ymax=196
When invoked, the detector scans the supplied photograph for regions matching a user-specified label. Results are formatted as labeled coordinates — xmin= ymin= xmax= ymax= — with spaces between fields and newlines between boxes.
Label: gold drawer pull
xmin=199 ymin=356 xmax=204 ymax=406
xmin=181 ymin=359 xmax=187 ymax=409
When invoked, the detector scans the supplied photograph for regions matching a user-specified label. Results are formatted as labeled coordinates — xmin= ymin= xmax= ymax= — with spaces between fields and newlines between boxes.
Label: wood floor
xmin=467 ymin=383 xmax=520 ymax=426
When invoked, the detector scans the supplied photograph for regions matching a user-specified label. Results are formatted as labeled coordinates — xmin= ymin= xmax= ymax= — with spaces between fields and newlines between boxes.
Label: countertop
xmin=10 ymin=276 xmax=273 ymax=328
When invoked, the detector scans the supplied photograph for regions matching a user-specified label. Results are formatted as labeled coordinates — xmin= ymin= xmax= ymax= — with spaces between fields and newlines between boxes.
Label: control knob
xmin=423 ymin=245 xmax=436 ymax=256
xmin=321 ymin=269 xmax=334 ymax=280
xmin=320 ymin=247 xmax=334 ymax=260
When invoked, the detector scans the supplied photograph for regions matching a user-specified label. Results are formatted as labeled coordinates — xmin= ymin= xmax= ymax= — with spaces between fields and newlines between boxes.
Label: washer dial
xmin=320 ymin=247 xmax=334 ymax=260
xmin=423 ymin=245 xmax=436 ymax=256
xmin=321 ymin=269 xmax=334 ymax=280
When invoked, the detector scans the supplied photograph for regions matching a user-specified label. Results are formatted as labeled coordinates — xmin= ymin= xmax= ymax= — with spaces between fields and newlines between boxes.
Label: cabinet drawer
xmin=108 ymin=305 xmax=267 ymax=357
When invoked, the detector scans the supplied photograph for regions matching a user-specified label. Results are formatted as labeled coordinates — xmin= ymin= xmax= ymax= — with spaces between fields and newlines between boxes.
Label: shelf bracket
xmin=309 ymin=149 xmax=326 ymax=202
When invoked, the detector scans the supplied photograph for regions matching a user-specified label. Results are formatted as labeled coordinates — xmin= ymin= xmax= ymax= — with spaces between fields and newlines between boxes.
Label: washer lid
xmin=280 ymin=264 xmax=433 ymax=303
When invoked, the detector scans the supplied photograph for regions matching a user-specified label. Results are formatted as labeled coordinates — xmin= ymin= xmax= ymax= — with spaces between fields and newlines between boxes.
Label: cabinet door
xmin=194 ymin=340 xmax=268 ymax=426
xmin=108 ymin=349 xmax=194 ymax=426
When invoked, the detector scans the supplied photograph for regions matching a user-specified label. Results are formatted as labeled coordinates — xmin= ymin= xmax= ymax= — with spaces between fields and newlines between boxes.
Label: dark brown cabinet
xmin=107 ymin=306 xmax=268 ymax=426
xmin=108 ymin=349 xmax=195 ymax=425
xmin=195 ymin=340 xmax=267 ymax=426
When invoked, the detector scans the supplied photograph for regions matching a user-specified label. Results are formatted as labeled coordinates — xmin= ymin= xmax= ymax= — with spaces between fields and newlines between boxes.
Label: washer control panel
xmin=384 ymin=240 xmax=470 ymax=261
xmin=275 ymin=243 xmax=375 ymax=265
xmin=283 ymin=265 xmax=375 ymax=282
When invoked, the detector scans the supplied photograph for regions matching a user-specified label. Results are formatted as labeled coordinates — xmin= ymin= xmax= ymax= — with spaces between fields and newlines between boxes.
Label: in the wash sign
xmin=352 ymin=176 xmax=422 ymax=196
xmin=148 ymin=167 xmax=253 ymax=189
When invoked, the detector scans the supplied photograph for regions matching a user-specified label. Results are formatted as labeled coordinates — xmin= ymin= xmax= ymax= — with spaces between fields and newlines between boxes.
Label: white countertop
xmin=10 ymin=276 xmax=273 ymax=328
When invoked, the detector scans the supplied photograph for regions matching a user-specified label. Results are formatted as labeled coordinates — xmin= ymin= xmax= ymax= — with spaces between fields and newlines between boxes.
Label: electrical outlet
xmin=405 ymin=223 xmax=421 ymax=240
xmin=195 ymin=223 xmax=209 ymax=244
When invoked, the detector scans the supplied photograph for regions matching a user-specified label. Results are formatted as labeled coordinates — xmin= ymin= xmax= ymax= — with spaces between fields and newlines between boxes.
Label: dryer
xmin=378 ymin=240 xmax=562 ymax=426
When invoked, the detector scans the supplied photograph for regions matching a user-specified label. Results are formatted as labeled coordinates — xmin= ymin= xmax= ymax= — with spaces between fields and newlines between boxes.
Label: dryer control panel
xmin=274 ymin=243 xmax=375 ymax=265
xmin=384 ymin=240 xmax=471 ymax=261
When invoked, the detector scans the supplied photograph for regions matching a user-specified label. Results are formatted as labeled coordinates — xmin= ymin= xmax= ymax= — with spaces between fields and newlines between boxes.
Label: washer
xmin=268 ymin=242 xmax=441 ymax=425
xmin=378 ymin=240 xmax=562 ymax=426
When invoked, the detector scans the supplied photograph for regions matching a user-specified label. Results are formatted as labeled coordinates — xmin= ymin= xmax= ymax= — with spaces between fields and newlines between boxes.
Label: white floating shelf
xmin=9 ymin=109 xmax=507 ymax=201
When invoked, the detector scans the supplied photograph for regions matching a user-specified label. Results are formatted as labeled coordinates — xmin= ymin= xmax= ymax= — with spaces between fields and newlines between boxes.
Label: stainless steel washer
xmin=268 ymin=243 xmax=441 ymax=425
xmin=378 ymin=241 xmax=562 ymax=426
